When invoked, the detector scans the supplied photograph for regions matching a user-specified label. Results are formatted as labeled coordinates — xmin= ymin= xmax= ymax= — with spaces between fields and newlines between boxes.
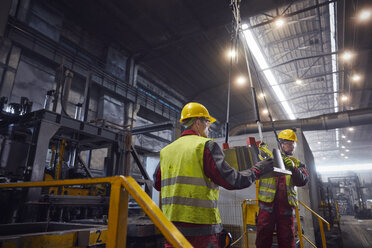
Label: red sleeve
xmin=291 ymin=164 xmax=309 ymax=186
xmin=204 ymin=148 xmax=236 ymax=190
xmin=153 ymin=164 xmax=161 ymax=191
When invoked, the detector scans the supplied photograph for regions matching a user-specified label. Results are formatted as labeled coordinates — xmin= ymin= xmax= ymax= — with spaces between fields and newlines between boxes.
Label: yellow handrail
xmin=297 ymin=200 xmax=330 ymax=248
xmin=242 ymin=199 xmax=331 ymax=248
xmin=0 ymin=176 xmax=192 ymax=248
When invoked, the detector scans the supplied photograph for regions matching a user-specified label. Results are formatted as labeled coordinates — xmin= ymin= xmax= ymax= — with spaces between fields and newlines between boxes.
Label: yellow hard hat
xmin=179 ymin=102 xmax=216 ymax=124
xmin=278 ymin=129 xmax=298 ymax=142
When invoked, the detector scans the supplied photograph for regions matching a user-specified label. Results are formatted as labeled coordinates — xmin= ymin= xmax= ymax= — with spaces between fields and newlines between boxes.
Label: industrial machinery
xmin=0 ymin=93 xmax=176 ymax=246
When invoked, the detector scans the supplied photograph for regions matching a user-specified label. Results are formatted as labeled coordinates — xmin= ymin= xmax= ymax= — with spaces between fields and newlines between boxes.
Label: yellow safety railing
xmin=0 ymin=176 xmax=192 ymax=248
xmin=296 ymin=200 xmax=330 ymax=248
xmin=242 ymin=199 xmax=330 ymax=248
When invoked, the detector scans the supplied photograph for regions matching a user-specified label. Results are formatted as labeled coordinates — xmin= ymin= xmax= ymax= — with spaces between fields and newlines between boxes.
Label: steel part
xmin=28 ymin=120 xmax=60 ymax=201
xmin=62 ymin=70 xmax=73 ymax=115
xmin=0 ymin=176 xmax=192 ymax=248
xmin=131 ymin=121 xmax=174 ymax=135
xmin=81 ymin=72 xmax=92 ymax=122
xmin=74 ymin=103 xmax=82 ymax=120
xmin=230 ymin=107 xmax=372 ymax=135
xmin=52 ymin=59 xmax=65 ymax=113
xmin=130 ymin=144 xmax=152 ymax=196
xmin=0 ymin=222 xmax=107 ymax=247
xmin=251 ymin=87 xmax=260 ymax=123
xmin=43 ymin=90 xmax=55 ymax=110
xmin=55 ymin=139 xmax=66 ymax=180
xmin=224 ymin=146 xmax=258 ymax=171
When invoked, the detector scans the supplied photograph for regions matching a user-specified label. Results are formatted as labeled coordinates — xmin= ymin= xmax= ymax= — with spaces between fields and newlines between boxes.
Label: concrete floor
xmin=340 ymin=215 xmax=372 ymax=248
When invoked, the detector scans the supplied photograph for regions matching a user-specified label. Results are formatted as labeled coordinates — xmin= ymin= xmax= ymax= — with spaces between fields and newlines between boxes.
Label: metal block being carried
xmin=223 ymin=146 xmax=291 ymax=178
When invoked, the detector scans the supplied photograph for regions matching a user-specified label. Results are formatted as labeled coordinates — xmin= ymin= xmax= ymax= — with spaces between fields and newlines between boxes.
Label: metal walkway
xmin=341 ymin=215 xmax=372 ymax=248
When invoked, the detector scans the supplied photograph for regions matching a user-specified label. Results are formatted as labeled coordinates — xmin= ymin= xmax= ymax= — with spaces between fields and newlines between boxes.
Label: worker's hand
xmin=253 ymin=158 xmax=274 ymax=176
xmin=283 ymin=155 xmax=295 ymax=171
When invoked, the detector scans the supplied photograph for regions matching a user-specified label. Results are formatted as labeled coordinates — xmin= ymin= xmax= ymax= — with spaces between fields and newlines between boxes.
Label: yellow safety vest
xmin=258 ymin=156 xmax=300 ymax=206
xmin=160 ymin=135 xmax=221 ymax=224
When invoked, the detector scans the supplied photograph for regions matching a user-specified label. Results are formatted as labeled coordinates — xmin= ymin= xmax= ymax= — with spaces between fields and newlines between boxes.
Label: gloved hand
xmin=283 ymin=155 xmax=295 ymax=170
xmin=253 ymin=158 xmax=274 ymax=176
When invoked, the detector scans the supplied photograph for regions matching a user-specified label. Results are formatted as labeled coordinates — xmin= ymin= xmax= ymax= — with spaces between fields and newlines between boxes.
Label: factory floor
xmin=340 ymin=215 xmax=372 ymax=248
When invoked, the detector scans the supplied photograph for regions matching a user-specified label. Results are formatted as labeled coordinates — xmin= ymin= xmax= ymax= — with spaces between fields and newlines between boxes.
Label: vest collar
xmin=181 ymin=130 xmax=200 ymax=137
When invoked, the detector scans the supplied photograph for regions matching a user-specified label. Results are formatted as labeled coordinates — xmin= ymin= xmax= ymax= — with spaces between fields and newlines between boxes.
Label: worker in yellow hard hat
xmin=256 ymin=129 xmax=309 ymax=248
xmin=154 ymin=102 xmax=274 ymax=248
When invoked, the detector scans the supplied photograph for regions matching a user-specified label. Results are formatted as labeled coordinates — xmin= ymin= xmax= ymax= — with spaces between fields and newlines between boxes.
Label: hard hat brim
xmin=179 ymin=115 xmax=216 ymax=124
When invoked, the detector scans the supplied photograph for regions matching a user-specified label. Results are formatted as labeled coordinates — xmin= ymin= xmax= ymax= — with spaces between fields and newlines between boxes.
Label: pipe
xmin=230 ymin=108 xmax=372 ymax=136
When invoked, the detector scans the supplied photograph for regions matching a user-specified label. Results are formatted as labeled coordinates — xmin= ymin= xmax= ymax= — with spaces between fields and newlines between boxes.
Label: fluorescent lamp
xmin=329 ymin=2 xmax=338 ymax=113
xmin=242 ymin=26 xmax=296 ymax=120
xmin=317 ymin=163 xmax=372 ymax=172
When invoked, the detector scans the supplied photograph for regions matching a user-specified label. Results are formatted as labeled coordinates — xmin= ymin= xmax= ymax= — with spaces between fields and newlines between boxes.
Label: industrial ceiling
xmin=51 ymin=0 xmax=372 ymax=167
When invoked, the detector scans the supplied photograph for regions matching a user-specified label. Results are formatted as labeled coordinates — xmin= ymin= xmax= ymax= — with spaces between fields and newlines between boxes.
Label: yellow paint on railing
xmin=295 ymin=206 xmax=304 ymax=248
xmin=299 ymin=201 xmax=330 ymax=231
xmin=0 ymin=176 xmax=193 ymax=248
xmin=241 ymin=198 xmax=331 ymax=248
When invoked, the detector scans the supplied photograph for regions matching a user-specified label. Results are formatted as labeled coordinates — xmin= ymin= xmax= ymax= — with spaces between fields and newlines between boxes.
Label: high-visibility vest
xmin=160 ymin=135 xmax=221 ymax=224
xmin=258 ymin=157 xmax=300 ymax=206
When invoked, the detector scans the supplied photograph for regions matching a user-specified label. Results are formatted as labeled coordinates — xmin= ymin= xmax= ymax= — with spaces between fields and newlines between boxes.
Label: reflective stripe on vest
xmin=162 ymin=196 xmax=218 ymax=208
xmin=162 ymin=176 xmax=218 ymax=190
xmin=258 ymin=158 xmax=300 ymax=206
xmin=258 ymin=177 xmax=277 ymax=203
xmin=160 ymin=135 xmax=221 ymax=225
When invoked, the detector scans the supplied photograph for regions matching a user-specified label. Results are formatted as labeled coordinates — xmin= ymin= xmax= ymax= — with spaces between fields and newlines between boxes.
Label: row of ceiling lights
xmin=230 ymin=8 xmax=371 ymax=101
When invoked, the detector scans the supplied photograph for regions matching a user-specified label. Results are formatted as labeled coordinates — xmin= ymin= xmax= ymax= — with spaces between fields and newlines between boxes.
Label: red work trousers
xmin=165 ymin=233 xmax=220 ymax=248
xmin=255 ymin=205 xmax=295 ymax=248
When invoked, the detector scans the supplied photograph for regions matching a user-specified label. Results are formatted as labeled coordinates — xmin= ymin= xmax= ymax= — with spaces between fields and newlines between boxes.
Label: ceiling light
xmin=352 ymin=74 xmax=361 ymax=82
xmin=295 ymin=79 xmax=303 ymax=85
xmin=358 ymin=9 xmax=372 ymax=21
xmin=341 ymin=135 xmax=346 ymax=139
xmin=347 ymin=140 xmax=351 ymax=143
xmin=236 ymin=76 xmax=247 ymax=85
xmin=341 ymin=95 xmax=348 ymax=101
xmin=348 ymin=127 xmax=354 ymax=131
xmin=341 ymin=146 xmax=346 ymax=149
xmin=228 ymin=49 xmax=236 ymax=58
xmin=341 ymin=153 xmax=344 ymax=156
xmin=346 ymin=149 xmax=350 ymax=152
xmin=345 ymin=156 xmax=349 ymax=159
xmin=263 ymin=109 xmax=269 ymax=114
xmin=341 ymin=51 xmax=354 ymax=61
xmin=317 ymin=141 xmax=321 ymax=144
xmin=242 ymin=27 xmax=295 ymax=120
xmin=322 ymin=157 xmax=326 ymax=160
xmin=275 ymin=17 xmax=285 ymax=27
